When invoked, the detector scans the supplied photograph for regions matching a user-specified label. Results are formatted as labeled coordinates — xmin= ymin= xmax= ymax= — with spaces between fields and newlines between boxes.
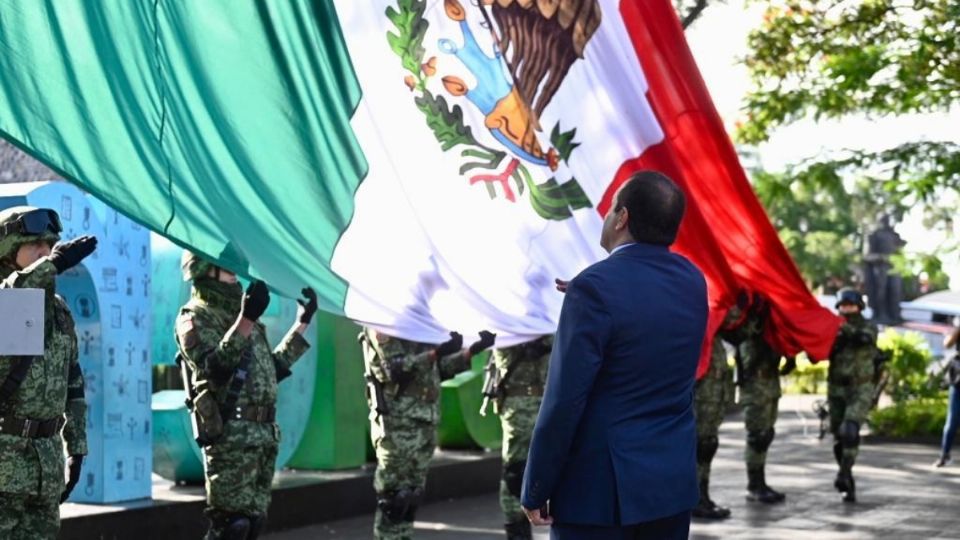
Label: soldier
xmin=360 ymin=327 xmax=494 ymax=540
xmin=0 ymin=206 xmax=96 ymax=539
xmin=175 ymin=252 xmax=317 ymax=539
xmin=724 ymin=294 xmax=787 ymax=504
xmin=828 ymin=288 xmax=877 ymax=503
xmin=483 ymin=335 xmax=553 ymax=539
xmin=693 ymin=330 xmax=733 ymax=519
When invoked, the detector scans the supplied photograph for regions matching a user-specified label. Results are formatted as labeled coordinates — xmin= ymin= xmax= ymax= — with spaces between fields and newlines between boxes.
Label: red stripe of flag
xmin=605 ymin=0 xmax=842 ymax=376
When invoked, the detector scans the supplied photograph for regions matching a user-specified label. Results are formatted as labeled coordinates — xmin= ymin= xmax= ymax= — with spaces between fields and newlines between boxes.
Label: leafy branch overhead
xmin=737 ymin=0 xmax=960 ymax=145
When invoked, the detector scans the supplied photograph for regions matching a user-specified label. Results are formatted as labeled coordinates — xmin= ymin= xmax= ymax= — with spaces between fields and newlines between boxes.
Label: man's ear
xmin=616 ymin=208 xmax=629 ymax=230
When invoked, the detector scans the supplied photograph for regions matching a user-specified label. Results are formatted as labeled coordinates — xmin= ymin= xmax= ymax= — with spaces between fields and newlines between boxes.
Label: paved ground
xmin=266 ymin=395 xmax=960 ymax=539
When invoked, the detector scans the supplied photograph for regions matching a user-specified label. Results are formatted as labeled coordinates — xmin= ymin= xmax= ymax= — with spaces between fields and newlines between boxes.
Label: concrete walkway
xmin=267 ymin=395 xmax=960 ymax=539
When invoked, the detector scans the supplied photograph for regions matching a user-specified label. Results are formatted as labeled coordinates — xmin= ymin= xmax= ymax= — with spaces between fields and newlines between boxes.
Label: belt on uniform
xmin=0 ymin=414 xmax=64 ymax=438
xmin=227 ymin=405 xmax=276 ymax=423
xmin=502 ymin=384 xmax=544 ymax=398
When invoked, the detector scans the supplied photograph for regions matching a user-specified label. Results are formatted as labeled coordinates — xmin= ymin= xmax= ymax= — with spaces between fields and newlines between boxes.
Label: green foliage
xmin=751 ymin=158 xmax=955 ymax=289
xmin=868 ymin=395 xmax=947 ymax=438
xmin=550 ymin=123 xmax=581 ymax=164
xmin=385 ymin=0 xmax=428 ymax=75
xmin=739 ymin=1 xmax=960 ymax=262
xmin=753 ymin=169 xmax=860 ymax=289
xmin=892 ymin=251 xmax=951 ymax=299
xmin=878 ymin=329 xmax=939 ymax=403
xmin=739 ymin=0 xmax=960 ymax=144
xmin=783 ymin=355 xmax=828 ymax=394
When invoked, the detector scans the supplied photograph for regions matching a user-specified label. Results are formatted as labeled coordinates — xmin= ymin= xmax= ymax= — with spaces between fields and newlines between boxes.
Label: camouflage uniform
xmin=828 ymin=311 xmax=877 ymax=502
xmin=692 ymin=337 xmax=732 ymax=518
xmin=725 ymin=307 xmax=786 ymax=503
xmin=360 ymin=327 xmax=470 ymax=540
xmin=489 ymin=335 xmax=552 ymax=539
xmin=0 ymin=209 xmax=87 ymax=540
xmin=175 ymin=277 xmax=309 ymax=538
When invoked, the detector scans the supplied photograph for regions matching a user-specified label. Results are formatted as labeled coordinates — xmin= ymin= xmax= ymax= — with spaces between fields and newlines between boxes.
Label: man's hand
xmin=468 ymin=330 xmax=496 ymax=357
xmin=297 ymin=287 xmax=318 ymax=325
xmin=49 ymin=235 xmax=98 ymax=274
xmin=522 ymin=504 xmax=553 ymax=526
xmin=555 ymin=278 xmax=569 ymax=293
xmin=241 ymin=280 xmax=270 ymax=321
xmin=434 ymin=332 xmax=463 ymax=359
xmin=60 ymin=454 xmax=84 ymax=503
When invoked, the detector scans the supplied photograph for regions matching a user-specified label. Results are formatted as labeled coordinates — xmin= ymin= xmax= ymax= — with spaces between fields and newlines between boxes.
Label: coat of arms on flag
xmin=386 ymin=0 xmax=595 ymax=221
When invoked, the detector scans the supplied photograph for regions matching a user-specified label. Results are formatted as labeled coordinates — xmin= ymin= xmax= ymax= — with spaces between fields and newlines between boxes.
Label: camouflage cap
xmin=0 ymin=206 xmax=61 ymax=260
xmin=180 ymin=250 xmax=216 ymax=281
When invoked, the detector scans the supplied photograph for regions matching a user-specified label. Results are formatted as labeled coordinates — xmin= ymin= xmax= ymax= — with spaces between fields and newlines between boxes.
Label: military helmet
xmin=0 ymin=206 xmax=62 ymax=260
xmin=835 ymin=288 xmax=865 ymax=310
xmin=180 ymin=251 xmax=216 ymax=281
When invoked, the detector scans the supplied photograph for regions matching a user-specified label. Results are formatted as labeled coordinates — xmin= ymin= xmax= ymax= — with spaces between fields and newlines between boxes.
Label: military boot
xmin=836 ymin=457 xmax=856 ymax=503
xmin=505 ymin=519 xmax=533 ymax=539
xmin=692 ymin=478 xmax=731 ymax=519
xmin=746 ymin=466 xmax=786 ymax=504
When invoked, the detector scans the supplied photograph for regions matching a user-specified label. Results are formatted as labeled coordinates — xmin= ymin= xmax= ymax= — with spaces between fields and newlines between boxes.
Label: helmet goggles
xmin=1 ymin=209 xmax=62 ymax=237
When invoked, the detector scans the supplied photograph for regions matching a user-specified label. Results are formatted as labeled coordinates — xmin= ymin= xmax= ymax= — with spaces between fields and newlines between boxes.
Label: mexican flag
xmin=0 ymin=0 xmax=840 ymax=364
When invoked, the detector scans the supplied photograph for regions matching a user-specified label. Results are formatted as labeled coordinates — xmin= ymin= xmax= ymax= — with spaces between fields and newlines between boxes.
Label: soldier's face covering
xmin=838 ymin=304 xmax=861 ymax=316
xmin=15 ymin=239 xmax=53 ymax=269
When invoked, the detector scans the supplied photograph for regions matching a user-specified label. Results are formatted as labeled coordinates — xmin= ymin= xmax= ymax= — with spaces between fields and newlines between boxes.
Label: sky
xmin=683 ymin=0 xmax=960 ymax=285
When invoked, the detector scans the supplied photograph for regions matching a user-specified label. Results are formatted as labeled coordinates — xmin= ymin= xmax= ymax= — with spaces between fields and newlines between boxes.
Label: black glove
xmin=779 ymin=356 xmax=797 ymax=376
xmin=241 ymin=280 xmax=270 ymax=321
xmin=435 ymin=332 xmax=463 ymax=358
xmin=297 ymin=287 xmax=318 ymax=325
xmin=60 ymin=454 xmax=84 ymax=503
xmin=49 ymin=235 xmax=98 ymax=274
xmin=468 ymin=331 xmax=496 ymax=357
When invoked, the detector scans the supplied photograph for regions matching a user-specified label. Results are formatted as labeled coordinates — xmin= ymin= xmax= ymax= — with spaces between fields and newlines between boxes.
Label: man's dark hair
xmin=614 ymin=170 xmax=686 ymax=246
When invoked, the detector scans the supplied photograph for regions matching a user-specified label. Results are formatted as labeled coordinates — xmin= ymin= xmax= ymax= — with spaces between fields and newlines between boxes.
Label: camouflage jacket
xmin=0 ymin=258 xmax=86 ymax=497
xmin=702 ymin=337 xmax=731 ymax=384
xmin=726 ymin=312 xmax=780 ymax=380
xmin=491 ymin=335 xmax=552 ymax=399
xmin=828 ymin=314 xmax=877 ymax=419
xmin=361 ymin=327 xmax=470 ymax=424
xmin=175 ymin=279 xmax=309 ymax=447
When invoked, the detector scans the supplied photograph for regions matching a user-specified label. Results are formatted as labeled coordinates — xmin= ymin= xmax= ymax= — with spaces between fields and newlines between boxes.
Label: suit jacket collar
xmin=610 ymin=242 xmax=670 ymax=258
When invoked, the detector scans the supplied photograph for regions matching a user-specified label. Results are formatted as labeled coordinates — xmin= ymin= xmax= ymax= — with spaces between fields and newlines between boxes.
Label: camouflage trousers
xmin=0 ymin=493 xmax=59 ymax=540
xmin=203 ymin=440 xmax=278 ymax=521
xmin=371 ymin=413 xmax=437 ymax=540
xmin=828 ymin=392 xmax=866 ymax=468
xmin=741 ymin=374 xmax=781 ymax=468
xmin=498 ymin=395 xmax=542 ymax=524
xmin=694 ymin=372 xmax=730 ymax=486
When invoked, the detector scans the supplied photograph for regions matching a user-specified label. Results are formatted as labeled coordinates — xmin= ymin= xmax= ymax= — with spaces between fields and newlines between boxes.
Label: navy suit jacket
xmin=521 ymin=242 xmax=707 ymax=526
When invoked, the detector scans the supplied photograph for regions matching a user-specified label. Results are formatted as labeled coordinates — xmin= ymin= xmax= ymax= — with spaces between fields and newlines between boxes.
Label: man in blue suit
xmin=521 ymin=171 xmax=708 ymax=539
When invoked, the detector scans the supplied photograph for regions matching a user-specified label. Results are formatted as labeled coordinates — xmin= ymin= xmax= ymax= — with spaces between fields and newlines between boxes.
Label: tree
xmin=738 ymin=0 xmax=959 ymax=287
